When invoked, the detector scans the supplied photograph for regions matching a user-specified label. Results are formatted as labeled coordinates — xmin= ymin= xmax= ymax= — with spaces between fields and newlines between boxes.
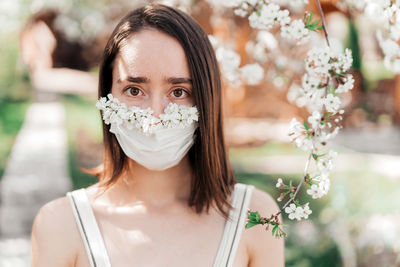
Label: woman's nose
xmin=149 ymin=96 xmax=167 ymax=119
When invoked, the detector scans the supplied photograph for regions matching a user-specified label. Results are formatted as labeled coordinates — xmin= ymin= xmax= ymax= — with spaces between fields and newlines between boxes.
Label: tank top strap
xmin=213 ymin=183 xmax=255 ymax=267
xmin=66 ymin=188 xmax=112 ymax=267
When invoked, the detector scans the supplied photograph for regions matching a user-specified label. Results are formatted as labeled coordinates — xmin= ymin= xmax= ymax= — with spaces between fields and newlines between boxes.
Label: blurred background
xmin=0 ymin=0 xmax=399 ymax=266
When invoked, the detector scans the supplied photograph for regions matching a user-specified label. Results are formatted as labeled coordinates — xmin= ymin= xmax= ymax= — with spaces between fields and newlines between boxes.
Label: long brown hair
xmin=88 ymin=3 xmax=236 ymax=219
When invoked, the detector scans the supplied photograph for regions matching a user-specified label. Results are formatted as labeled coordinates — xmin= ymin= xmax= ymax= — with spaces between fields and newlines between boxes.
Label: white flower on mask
xmin=96 ymin=94 xmax=199 ymax=133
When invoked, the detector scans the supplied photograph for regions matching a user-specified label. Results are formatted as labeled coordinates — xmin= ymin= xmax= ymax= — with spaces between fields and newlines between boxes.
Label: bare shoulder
xmin=243 ymin=187 xmax=285 ymax=267
xmin=31 ymin=196 xmax=79 ymax=267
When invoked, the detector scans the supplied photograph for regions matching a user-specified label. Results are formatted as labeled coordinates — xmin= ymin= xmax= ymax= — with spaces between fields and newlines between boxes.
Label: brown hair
xmin=88 ymin=3 xmax=236 ymax=218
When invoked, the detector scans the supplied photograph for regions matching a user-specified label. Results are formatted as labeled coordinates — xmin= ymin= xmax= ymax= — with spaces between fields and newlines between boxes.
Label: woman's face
xmin=111 ymin=28 xmax=194 ymax=118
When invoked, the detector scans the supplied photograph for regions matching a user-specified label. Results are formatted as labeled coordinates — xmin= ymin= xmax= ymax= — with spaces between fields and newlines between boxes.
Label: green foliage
xmin=304 ymin=11 xmax=324 ymax=31
xmin=62 ymin=94 xmax=102 ymax=189
xmin=0 ymin=100 xmax=31 ymax=180
xmin=246 ymin=211 xmax=261 ymax=229
xmin=303 ymin=121 xmax=309 ymax=131
xmin=345 ymin=20 xmax=361 ymax=71
xmin=0 ymin=34 xmax=32 ymax=101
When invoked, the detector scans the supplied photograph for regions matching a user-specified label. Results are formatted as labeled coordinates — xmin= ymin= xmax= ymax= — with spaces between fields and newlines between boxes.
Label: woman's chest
xmin=74 ymin=208 xmax=249 ymax=267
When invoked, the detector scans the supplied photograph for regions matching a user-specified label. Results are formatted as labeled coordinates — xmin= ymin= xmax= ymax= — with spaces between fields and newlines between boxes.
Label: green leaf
xmin=272 ymin=225 xmax=278 ymax=235
xmin=277 ymin=227 xmax=287 ymax=238
xmin=307 ymin=11 xmax=313 ymax=24
xmin=311 ymin=20 xmax=320 ymax=27
xmin=245 ymin=221 xmax=259 ymax=229
xmin=248 ymin=211 xmax=261 ymax=222
xmin=303 ymin=121 xmax=309 ymax=130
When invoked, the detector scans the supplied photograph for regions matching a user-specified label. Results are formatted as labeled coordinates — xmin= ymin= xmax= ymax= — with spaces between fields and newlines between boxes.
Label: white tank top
xmin=66 ymin=183 xmax=254 ymax=267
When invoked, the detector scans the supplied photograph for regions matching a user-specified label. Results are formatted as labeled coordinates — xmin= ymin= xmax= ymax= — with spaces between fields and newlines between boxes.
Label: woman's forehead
xmin=115 ymin=28 xmax=190 ymax=78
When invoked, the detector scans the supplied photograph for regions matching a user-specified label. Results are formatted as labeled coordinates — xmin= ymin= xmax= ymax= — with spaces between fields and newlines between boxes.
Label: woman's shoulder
xmin=248 ymin=186 xmax=279 ymax=213
xmin=31 ymin=195 xmax=80 ymax=267
xmin=241 ymin=185 xmax=285 ymax=267
xmin=234 ymin=183 xmax=278 ymax=212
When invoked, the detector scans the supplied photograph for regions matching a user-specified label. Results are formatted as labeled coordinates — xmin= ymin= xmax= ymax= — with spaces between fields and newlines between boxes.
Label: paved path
xmin=332 ymin=126 xmax=400 ymax=155
xmin=0 ymin=101 xmax=72 ymax=266
xmin=231 ymin=149 xmax=400 ymax=179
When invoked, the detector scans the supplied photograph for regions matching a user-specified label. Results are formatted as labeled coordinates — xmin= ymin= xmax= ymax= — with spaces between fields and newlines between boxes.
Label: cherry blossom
xmin=96 ymin=94 xmax=199 ymax=134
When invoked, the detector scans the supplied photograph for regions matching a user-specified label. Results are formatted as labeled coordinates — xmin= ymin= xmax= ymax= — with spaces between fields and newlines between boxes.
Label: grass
xmin=0 ymin=34 xmax=33 ymax=180
xmin=230 ymin=141 xmax=304 ymax=158
xmin=0 ymin=100 xmax=31 ymax=180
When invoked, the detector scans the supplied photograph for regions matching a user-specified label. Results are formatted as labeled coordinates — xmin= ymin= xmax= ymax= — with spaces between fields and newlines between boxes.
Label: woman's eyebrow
xmin=117 ymin=76 xmax=150 ymax=84
xmin=166 ymin=77 xmax=192 ymax=84
xmin=117 ymin=76 xmax=192 ymax=84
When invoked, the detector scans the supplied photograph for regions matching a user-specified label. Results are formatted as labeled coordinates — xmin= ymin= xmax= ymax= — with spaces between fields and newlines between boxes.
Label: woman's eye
xmin=127 ymin=87 xmax=143 ymax=96
xmin=171 ymin=88 xmax=188 ymax=98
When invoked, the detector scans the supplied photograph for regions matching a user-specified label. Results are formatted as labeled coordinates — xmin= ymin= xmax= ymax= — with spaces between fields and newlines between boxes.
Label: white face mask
xmin=96 ymin=94 xmax=199 ymax=171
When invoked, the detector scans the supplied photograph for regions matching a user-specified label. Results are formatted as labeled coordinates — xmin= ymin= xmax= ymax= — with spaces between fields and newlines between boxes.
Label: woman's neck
xmin=97 ymin=155 xmax=193 ymax=212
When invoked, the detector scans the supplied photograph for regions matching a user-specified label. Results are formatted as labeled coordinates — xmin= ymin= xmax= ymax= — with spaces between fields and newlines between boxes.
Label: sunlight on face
xmin=111 ymin=28 xmax=194 ymax=118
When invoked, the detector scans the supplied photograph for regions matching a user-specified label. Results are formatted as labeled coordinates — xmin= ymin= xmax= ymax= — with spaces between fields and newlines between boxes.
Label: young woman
xmin=30 ymin=4 xmax=284 ymax=267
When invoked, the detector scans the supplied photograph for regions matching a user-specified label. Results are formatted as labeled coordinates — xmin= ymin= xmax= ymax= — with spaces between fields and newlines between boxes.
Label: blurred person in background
xmin=20 ymin=9 xmax=97 ymax=96
xmin=30 ymin=4 xmax=284 ymax=267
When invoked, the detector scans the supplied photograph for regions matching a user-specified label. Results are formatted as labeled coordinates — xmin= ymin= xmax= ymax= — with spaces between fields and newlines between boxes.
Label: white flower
xmin=256 ymin=30 xmax=278 ymax=50
xmin=288 ymin=117 xmax=314 ymax=151
xmin=248 ymin=3 xmax=284 ymax=30
xmin=96 ymin=95 xmax=199 ymax=133
xmin=285 ymin=204 xmax=297 ymax=220
xmin=337 ymin=48 xmax=353 ymax=72
xmin=288 ymin=118 xmax=303 ymax=136
xmin=317 ymin=156 xmax=333 ymax=175
xmin=302 ymin=73 xmax=321 ymax=95
xmin=276 ymin=178 xmax=284 ymax=188
xmin=302 ymin=203 xmax=312 ymax=219
xmin=281 ymin=19 xmax=310 ymax=45
xmin=285 ymin=202 xmax=313 ymax=220
xmin=215 ymin=46 xmax=241 ymax=86
xmin=216 ymin=47 xmax=241 ymax=70
xmin=285 ymin=203 xmax=305 ymax=220
xmin=306 ymin=47 xmax=332 ymax=75
xmin=295 ymin=136 xmax=314 ymax=151
xmin=307 ymin=110 xmax=321 ymax=130
xmin=307 ymin=184 xmax=324 ymax=199
xmin=324 ymin=94 xmax=341 ymax=114
xmin=389 ymin=20 xmax=400 ymax=41
xmin=96 ymin=96 xmax=107 ymax=110
xmin=336 ymin=74 xmax=354 ymax=93
xmin=208 ymin=34 xmax=219 ymax=48
xmin=319 ymin=177 xmax=330 ymax=194
xmin=277 ymin=9 xmax=290 ymax=26
xmin=377 ymin=30 xmax=400 ymax=57
xmin=240 ymin=63 xmax=265 ymax=85
xmin=318 ymin=126 xmax=340 ymax=143
xmin=234 ymin=7 xmax=248 ymax=17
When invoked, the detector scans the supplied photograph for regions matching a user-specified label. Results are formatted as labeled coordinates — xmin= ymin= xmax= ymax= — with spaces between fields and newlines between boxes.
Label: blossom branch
xmin=241 ymin=0 xmax=352 ymax=238
xmin=315 ymin=0 xmax=330 ymax=47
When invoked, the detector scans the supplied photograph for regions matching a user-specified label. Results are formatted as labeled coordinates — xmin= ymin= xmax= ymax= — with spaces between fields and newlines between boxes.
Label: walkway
xmin=0 ymin=100 xmax=71 ymax=266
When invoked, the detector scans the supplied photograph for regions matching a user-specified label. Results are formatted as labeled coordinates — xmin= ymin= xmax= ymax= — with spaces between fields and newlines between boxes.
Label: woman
xmin=31 ymin=4 xmax=284 ymax=267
